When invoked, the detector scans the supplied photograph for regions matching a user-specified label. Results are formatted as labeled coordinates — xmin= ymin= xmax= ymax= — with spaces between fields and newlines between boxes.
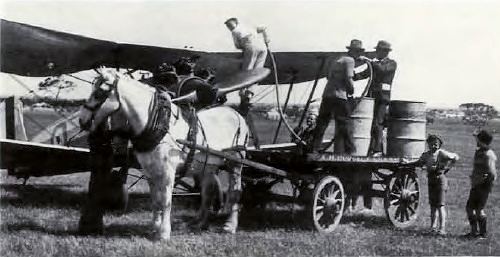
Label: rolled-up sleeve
xmin=439 ymin=149 xmax=460 ymax=161
xmin=344 ymin=57 xmax=355 ymax=78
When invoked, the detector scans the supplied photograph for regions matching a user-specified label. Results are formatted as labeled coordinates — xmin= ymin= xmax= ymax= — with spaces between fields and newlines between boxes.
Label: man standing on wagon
xmin=356 ymin=40 xmax=397 ymax=157
xmin=311 ymin=39 xmax=364 ymax=154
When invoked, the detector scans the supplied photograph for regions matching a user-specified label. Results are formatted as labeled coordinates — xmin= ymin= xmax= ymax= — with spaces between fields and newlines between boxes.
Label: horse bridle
xmin=83 ymin=74 xmax=122 ymax=118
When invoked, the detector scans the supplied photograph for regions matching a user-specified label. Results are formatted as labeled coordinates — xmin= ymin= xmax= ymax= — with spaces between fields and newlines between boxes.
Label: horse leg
xmin=222 ymin=159 xmax=243 ymax=234
xmin=196 ymin=166 xmax=223 ymax=230
xmin=147 ymin=179 xmax=163 ymax=236
xmin=160 ymin=166 xmax=175 ymax=241
xmin=146 ymin=161 xmax=174 ymax=241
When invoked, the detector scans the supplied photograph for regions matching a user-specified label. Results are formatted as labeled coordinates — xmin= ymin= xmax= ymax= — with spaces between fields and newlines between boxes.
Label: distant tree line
xmin=459 ymin=103 xmax=498 ymax=126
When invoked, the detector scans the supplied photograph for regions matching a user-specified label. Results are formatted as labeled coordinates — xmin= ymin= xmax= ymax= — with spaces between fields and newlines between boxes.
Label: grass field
xmin=1 ymin=115 xmax=500 ymax=256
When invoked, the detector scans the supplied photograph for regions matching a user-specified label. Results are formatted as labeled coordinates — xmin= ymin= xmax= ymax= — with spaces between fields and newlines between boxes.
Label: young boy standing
xmin=465 ymin=130 xmax=497 ymax=239
xmin=412 ymin=135 xmax=460 ymax=235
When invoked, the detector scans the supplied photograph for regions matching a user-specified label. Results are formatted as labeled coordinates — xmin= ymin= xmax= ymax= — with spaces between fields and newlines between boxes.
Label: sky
xmin=1 ymin=0 xmax=500 ymax=109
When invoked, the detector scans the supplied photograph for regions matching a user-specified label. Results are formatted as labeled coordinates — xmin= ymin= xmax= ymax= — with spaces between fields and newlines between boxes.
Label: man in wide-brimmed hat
xmin=311 ymin=39 xmax=365 ymax=154
xmin=356 ymin=40 xmax=398 ymax=157
xmin=352 ymin=40 xmax=397 ymax=213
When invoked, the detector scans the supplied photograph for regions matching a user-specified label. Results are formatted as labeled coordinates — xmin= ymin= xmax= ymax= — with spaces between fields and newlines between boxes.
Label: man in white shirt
xmin=225 ymin=17 xmax=269 ymax=148
xmin=225 ymin=17 xmax=269 ymax=71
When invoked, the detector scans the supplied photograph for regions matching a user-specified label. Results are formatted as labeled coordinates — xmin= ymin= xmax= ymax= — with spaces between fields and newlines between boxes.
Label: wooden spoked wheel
xmin=384 ymin=171 xmax=420 ymax=228
xmin=311 ymin=175 xmax=345 ymax=233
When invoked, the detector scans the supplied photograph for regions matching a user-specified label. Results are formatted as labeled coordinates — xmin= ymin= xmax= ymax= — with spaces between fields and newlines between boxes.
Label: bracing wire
xmin=266 ymin=46 xmax=305 ymax=144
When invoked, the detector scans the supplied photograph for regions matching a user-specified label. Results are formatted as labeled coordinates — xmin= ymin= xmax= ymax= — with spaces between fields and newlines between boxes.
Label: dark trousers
xmin=79 ymin=128 xmax=113 ymax=234
xmin=79 ymin=128 xmax=129 ymax=234
xmin=466 ymin=181 xmax=493 ymax=211
xmin=466 ymin=181 xmax=493 ymax=235
xmin=313 ymin=97 xmax=354 ymax=154
xmin=369 ymin=99 xmax=389 ymax=153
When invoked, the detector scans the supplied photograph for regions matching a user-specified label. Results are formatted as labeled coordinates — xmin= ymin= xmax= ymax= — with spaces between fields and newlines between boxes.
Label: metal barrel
xmin=387 ymin=100 xmax=426 ymax=158
xmin=346 ymin=97 xmax=374 ymax=156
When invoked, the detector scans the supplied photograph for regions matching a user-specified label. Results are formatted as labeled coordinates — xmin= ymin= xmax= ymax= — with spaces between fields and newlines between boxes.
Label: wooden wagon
xmin=177 ymin=139 xmax=420 ymax=233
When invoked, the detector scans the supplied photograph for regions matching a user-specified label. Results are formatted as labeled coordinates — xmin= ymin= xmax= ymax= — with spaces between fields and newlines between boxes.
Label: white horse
xmin=79 ymin=68 xmax=249 ymax=240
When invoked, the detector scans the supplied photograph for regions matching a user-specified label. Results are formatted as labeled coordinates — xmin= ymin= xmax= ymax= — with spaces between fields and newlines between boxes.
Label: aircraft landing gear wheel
xmin=310 ymin=175 xmax=344 ymax=233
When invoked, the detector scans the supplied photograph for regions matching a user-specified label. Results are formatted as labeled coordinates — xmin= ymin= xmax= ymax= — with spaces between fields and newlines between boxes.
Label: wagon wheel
xmin=310 ymin=175 xmax=345 ymax=233
xmin=384 ymin=170 xmax=420 ymax=228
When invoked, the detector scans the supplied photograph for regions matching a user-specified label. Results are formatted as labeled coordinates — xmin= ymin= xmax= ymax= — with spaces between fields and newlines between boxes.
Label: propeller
xmin=172 ymin=68 xmax=271 ymax=103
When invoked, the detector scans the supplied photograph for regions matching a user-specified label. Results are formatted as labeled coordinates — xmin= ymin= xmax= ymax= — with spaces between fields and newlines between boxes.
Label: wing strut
xmin=297 ymin=56 xmax=327 ymax=129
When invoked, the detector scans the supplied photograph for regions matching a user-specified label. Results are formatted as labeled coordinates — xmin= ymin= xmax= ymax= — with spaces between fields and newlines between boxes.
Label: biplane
xmin=2 ymin=18 xmax=425 ymax=235
xmin=0 ymin=19 xmax=354 ymax=178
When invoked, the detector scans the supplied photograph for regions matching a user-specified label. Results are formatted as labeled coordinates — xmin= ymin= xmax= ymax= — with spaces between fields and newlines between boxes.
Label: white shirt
xmin=231 ymin=24 xmax=266 ymax=50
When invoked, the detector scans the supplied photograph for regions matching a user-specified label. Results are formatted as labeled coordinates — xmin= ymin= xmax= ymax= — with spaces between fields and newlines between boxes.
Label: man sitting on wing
xmin=225 ymin=17 xmax=269 ymax=144
xmin=224 ymin=17 xmax=268 ymax=86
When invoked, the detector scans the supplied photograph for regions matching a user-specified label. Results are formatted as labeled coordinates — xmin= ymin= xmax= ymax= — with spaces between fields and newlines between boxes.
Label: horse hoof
xmin=151 ymin=231 xmax=170 ymax=241
xmin=221 ymin=226 xmax=236 ymax=234
xmin=221 ymin=221 xmax=237 ymax=234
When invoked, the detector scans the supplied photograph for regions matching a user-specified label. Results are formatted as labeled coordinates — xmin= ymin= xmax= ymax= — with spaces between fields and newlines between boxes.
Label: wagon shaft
xmin=176 ymin=139 xmax=290 ymax=178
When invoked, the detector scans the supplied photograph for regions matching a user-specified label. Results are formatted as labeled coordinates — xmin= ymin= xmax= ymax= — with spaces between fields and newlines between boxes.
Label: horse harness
xmin=131 ymin=92 xmax=172 ymax=152
xmin=177 ymin=107 xmax=202 ymax=178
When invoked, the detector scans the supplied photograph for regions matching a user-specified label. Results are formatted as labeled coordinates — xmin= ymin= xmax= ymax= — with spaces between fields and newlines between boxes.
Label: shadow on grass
xmin=101 ymin=223 xmax=152 ymax=238
xmin=340 ymin=214 xmax=391 ymax=229
xmin=238 ymin=207 xmax=312 ymax=231
xmin=2 ymin=221 xmax=154 ymax=239
xmin=1 ymin=183 xmax=199 ymax=212
xmin=237 ymin=206 xmax=398 ymax=232
xmin=0 ymin=184 xmax=153 ymax=214
xmin=3 ymin=222 xmax=79 ymax=237
xmin=1 ymin=184 xmax=84 ymax=208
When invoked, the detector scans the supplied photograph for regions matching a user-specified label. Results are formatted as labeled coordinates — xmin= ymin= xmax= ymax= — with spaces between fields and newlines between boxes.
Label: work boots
xmin=478 ymin=216 xmax=487 ymax=239
xmin=463 ymin=215 xmax=478 ymax=238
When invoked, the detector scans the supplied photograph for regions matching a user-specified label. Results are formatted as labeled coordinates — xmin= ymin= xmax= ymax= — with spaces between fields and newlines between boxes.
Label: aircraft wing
xmin=0 ymin=138 xmax=91 ymax=177
xmin=1 ymin=19 xmax=346 ymax=85
xmin=1 ymin=19 xmax=118 ymax=77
